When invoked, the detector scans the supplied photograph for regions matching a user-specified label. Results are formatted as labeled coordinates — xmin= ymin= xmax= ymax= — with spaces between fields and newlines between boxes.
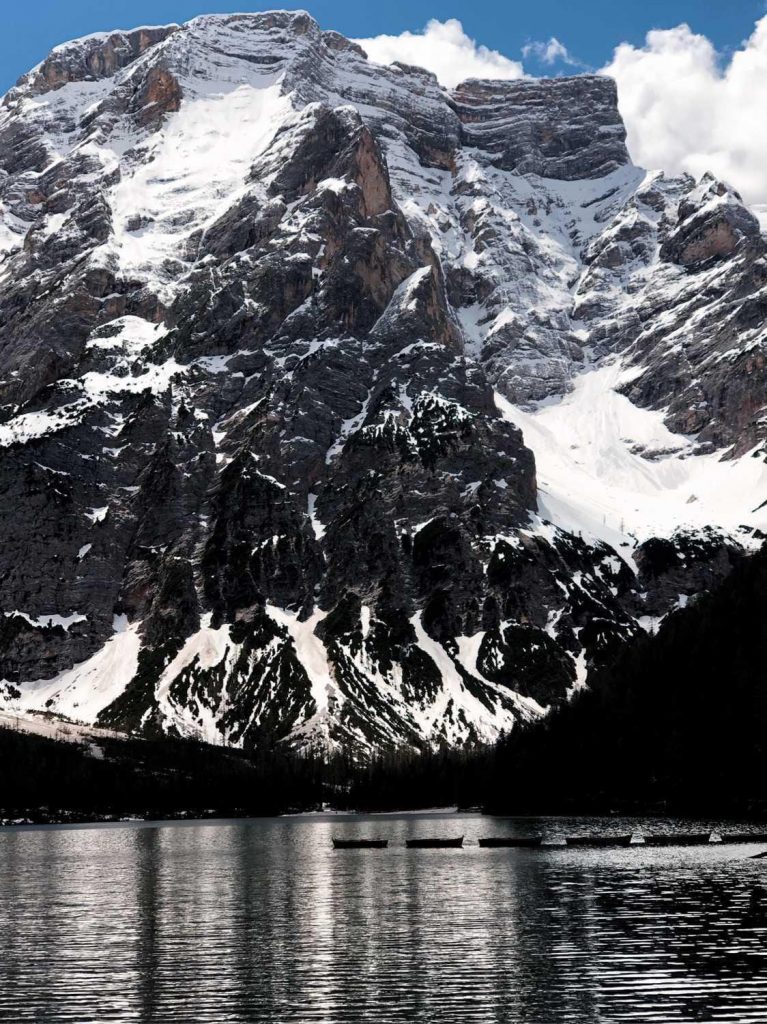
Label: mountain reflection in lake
xmin=1 ymin=813 xmax=766 ymax=1023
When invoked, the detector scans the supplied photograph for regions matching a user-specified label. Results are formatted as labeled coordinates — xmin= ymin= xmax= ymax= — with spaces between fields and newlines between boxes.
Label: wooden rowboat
xmin=406 ymin=836 xmax=464 ymax=849
xmin=643 ymin=833 xmax=711 ymax=846
xmin=332 ymin=839 xmax=388 ymax=849
xmin=478 ymin=836 xmax=542 ymax=848
xmin=565 ymin=835 xmax=633 ymax=848
xmin=720 ymin=832 xmax=767 ymax=844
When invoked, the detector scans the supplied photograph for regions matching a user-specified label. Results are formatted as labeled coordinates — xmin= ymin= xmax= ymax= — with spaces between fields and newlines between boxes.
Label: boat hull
xmin=643 ymin=834 xmax=712 ymax=846
xmin=565 ymin=836 xmax=633 ymax=848
xmin=332 ymin=839 xmax=388 ymax=849
xmin=406 ymin=837 xmax=464 ymax=849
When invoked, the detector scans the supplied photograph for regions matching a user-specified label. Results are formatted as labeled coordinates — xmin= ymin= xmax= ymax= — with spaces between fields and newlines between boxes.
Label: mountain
xmin=0 ymin=11 xmax=764 ymax=753
xmin=486 ymin=543 xmax=767 ymax=816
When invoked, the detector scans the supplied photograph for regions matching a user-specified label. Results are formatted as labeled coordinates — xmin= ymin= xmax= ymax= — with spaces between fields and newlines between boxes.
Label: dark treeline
xmin=486 ymin=544 xmax=767 ymax=817
xmin=331 ymin=745 xmax=491 ymax=812
xmin=0 ymin=728 xmax=327 ymax=821
xmin=0 ymin=723 xmax=489 ymax=823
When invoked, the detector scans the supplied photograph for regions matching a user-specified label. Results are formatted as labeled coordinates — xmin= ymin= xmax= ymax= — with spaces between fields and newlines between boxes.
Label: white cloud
xmin=522 ymin=37 xmax=581 ymax=67
xmin=602 ymin=17 xmax=767 ymax=207
xmin=353 ymin=18 xmax=524 ymax=90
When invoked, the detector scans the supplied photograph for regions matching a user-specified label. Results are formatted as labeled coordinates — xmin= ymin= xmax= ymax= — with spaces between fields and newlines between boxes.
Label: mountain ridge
xmin=0 ymin=10 xmax=764 ymax=752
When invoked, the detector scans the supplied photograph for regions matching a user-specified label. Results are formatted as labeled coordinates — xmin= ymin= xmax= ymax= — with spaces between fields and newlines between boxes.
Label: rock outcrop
xmin=453 ymin=76 xmax=628 ymax=179
xmin=661 ymin=175 xmax=761 ymax=267
xmin=9 ymin=26 xmax=179 ymax=98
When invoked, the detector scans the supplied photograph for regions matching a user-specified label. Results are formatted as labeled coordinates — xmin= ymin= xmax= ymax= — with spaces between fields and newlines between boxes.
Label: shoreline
xmin=3 ymin=806 xmax=767 ymax=833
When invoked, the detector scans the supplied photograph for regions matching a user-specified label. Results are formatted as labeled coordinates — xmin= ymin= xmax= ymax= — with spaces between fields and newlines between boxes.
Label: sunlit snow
xmin=496 ymin=359 xmax=767 ymax=555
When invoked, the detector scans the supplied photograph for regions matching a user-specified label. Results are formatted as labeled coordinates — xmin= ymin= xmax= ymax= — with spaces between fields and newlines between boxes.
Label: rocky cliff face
xmin=0 ymin=12 xmax=764 ymax=751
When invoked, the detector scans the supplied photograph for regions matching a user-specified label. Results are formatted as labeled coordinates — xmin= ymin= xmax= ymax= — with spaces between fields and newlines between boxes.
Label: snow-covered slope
xmin=0 ymin=12 xmax=764 ymax=752
xmin=497 ymin=360 xmax=767 ymax=556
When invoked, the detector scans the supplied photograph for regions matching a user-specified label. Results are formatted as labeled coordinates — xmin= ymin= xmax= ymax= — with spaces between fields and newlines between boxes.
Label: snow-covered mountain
xmin=0 ymin=11 xmax=764 ymax=751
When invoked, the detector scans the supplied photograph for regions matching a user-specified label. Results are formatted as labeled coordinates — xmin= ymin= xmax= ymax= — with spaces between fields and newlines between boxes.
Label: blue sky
xmin=2 ymin=0 xmax=765 ymax=91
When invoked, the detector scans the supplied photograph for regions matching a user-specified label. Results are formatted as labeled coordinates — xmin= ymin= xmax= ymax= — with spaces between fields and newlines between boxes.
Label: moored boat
xmin=406 ymin=837 xmax=464 ymax=849
xmin=478 ymin=836 xmax=543 ymax=848
xmin=643 ymin=833 xmax=712 ymax=846
xmin=332 ymin=839 xmax=388 ymax=849
xmin=565 ymin=835 xmax=633 ymax=848
xmin=720 ymin=832 xmax=767 ymax=844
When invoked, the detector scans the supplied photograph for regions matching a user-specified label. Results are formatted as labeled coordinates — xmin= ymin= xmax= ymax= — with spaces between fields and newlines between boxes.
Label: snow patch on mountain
xmin=3 ymin=617 xmax=141 ymax=722
xmin=496 ymin=359 xmax=767 ymax=554
xmin=154 ymin=614 xmax=233 ymax=743
xmin=109 ymin=78 xmax=293 ymax=299
xmin=265 ymin=605 xmax=336 ymax=741
xmin=4 ymin=612 xmax=87 ymax=631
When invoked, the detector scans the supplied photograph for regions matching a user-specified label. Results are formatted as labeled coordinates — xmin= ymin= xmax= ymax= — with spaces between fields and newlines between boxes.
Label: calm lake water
xmin=1 ymin=813 xmax=766 ymax=1023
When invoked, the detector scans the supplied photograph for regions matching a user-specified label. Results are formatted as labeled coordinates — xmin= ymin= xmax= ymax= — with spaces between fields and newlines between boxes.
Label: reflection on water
xmin=0 ymin=814 xmax=766 ymax=1022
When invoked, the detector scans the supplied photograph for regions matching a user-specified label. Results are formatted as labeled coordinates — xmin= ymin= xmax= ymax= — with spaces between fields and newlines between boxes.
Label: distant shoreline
xmin=4 ymin=807 xmax=767 ymax=833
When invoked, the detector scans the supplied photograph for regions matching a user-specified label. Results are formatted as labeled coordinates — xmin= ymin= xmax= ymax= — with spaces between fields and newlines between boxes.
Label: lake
xmin=0 ymin=812 xmax=766 ymax=1022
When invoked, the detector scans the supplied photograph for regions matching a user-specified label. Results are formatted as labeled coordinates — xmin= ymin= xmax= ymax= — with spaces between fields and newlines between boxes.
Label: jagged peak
xmin=4 ymin=11 xmax=323 ymax=104
xmin=185 ymin=9 xmax=318 ymax=31
xmin=47 ymin=24 xmax=179 ymax=57
xmin=659 ymin=171 xmax=762 ymax=267
xmin=10 ymin=25 xmax=180 ymax=99
xmin=2 ymin=11 xmax=631 ymax=188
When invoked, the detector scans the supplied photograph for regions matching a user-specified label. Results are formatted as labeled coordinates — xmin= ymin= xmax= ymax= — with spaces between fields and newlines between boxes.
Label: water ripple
xmin=0 ymin=815 xmax=766 ymax=1022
